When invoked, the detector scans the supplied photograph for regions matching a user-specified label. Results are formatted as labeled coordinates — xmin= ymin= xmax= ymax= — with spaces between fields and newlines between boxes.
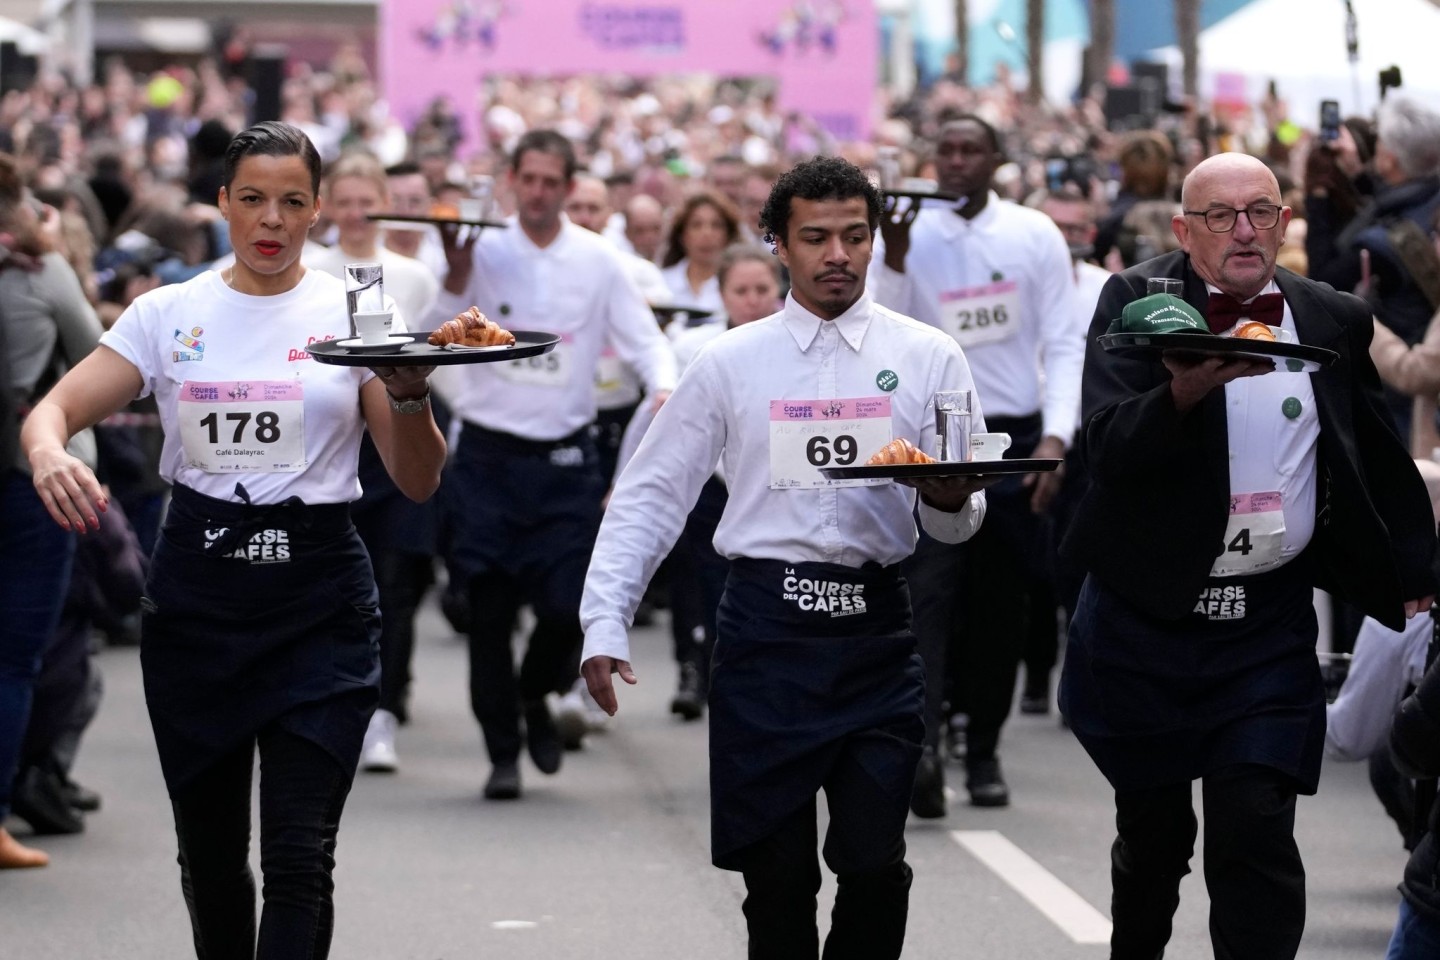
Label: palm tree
xmin=1026 ymin=0 xmax=1045 ymax=104
xmin=1088 ymin=0 xmax=1115 ymax=91
xmin=1175 ymin=0 xmax=1200 ymax=97
xmin=954 ymin=0 xmax=969 ymax=81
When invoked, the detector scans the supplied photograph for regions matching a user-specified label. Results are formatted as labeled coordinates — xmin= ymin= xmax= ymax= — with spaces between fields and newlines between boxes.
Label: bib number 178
xmin=199 ymin=411 xmax=282 ymax=444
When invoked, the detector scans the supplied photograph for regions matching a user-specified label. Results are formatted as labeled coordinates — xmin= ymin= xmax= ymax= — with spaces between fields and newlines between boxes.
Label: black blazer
xmin=1061 ymin=251 xmax=1436 ymax=630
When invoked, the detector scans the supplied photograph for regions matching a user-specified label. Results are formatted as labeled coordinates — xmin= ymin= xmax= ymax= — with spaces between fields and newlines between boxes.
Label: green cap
xmin=1107 ymin=293 xmax=1213 ymax=336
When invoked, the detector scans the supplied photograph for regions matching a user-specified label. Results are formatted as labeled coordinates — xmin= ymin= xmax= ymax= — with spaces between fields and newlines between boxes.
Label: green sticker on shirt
xmin=1282 ymin=397 xmax=1302 ymax=419
xmin=876 ymin=370 xmax=899 ymax=392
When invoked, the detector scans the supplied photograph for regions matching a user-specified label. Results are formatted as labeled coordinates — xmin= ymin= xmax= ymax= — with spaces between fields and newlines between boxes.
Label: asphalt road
xmin=2 ymin=599 xmax=1413 ymax=958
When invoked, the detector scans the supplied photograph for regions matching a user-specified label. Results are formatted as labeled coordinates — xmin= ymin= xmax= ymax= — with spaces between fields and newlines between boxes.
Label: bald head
xmin=1173 ymin=152 xmax=1290 ymax=300
xmin=625 ymin=194 xmax=665 ymax=262
xmin=1179 ymin=153 xmax=1279 ymax=209
xmin=565 ymin=173 xmax=611 ymax=233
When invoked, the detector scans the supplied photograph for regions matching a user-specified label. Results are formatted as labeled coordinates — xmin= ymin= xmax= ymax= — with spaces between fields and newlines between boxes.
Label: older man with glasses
xmin=1060 ymin=151 xmax=1437 ymax=960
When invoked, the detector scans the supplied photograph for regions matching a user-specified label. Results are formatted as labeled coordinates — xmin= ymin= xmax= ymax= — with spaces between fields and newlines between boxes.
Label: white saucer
xmin=334 ymin=336 xmax=411 ymax=352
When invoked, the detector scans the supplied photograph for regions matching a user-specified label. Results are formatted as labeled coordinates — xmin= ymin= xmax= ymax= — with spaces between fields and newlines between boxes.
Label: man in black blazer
xmin=1060 ymin=152 xmax=1437 ymax=960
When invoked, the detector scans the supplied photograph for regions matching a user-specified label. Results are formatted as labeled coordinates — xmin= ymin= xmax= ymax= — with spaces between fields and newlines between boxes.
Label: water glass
xmin=1147 ymin=278 xmax=1183 ymax=297
xmin=934 ymin=389 xmax=973 ymax=462
xmin=344 ymin=262 xmax=384 ymax=338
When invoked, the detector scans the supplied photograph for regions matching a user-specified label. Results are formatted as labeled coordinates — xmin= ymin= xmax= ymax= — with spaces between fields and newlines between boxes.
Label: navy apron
xmin=140 ymin=484 xmax=380 ymax=797
xmin=709 ymin=558 xmax=925 ymax=868
xmin=1060 ymin=557 xmax=1326 ymax=794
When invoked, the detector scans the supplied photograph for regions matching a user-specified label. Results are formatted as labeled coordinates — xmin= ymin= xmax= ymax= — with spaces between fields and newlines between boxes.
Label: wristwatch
xmin=386 ymin=384 xmax=431 ymax=415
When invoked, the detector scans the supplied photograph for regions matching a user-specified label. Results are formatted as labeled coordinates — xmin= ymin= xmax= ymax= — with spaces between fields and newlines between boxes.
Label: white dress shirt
xmin=1213 ymin=281 xmax=1319 ymax=574
xmin=581 ymin=291 xmax=988 ymax=664
xmin=870 ymin=193 xmax=1083 ymax=445
xmin=429 ymin=217 xmax=677 ymax=441
xmin=661 ymin=258 xmax=725 ymax=314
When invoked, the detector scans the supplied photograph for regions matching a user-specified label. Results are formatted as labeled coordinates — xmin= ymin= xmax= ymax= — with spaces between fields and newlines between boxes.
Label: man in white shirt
xmin=431 ymin=130 xmax=677 ymax=801
xmin=621 ymin=194 xmax=665 ymax=264
xmin=382 ymin=161 xmax=448 ymax=280
xmin=581 ymin=157 xmax=990 ymax=960
xmin=870 ymin=116 xmax=1083 ymax=813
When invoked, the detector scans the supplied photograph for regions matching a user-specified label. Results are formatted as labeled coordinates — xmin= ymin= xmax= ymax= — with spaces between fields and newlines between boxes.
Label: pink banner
xmin=380 ymin=0 xmax=876 ymax=144
xmin=771 ymin=397 xmax=892 ymax=421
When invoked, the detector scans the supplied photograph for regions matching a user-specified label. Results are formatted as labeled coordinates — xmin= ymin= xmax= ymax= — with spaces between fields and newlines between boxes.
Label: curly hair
xmin=760 ymin=156 xmax=882 ymax=249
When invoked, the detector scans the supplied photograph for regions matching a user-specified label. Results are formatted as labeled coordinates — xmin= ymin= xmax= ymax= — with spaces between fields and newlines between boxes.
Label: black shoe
xmin=483 ymin=762 xmax=522 ymax=800
xmin=11 ymin=767 xmax=85 ymax=835
xmin=1019 ymin=689 xmax=1051 ymax=716
xmin=524 ymin=701 xmax=563 ymax=775
xmin=909 ymin=746 xmax=947 ymax=819
xmin=669 ymin=662 xmax=705 ymax=721
xmin=61 ymin=777 xmax=102 ymax=813
xmin=965 ymin=756 xmax=1010 ymax=808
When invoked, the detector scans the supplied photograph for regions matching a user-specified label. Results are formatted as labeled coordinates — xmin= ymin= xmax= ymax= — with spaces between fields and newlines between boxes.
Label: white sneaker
xmin=360 ymin=709 xmax=399 ymax=772
xmin=553 ymin=687 xmax=589 ymax=751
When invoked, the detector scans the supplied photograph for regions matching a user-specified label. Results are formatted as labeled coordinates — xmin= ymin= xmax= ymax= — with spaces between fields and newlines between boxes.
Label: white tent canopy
xmin=0 ymin=14 xmax=47 ymax=55
xmin=1148 ymin=0 xmax=1440 ymax=118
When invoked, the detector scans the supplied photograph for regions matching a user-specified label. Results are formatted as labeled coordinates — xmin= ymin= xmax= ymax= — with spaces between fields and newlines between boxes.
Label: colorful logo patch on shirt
xmin=875 ymin=369 xmax=899 ymax=392
xmin=173 ymin=326 xmax=204 ymax=362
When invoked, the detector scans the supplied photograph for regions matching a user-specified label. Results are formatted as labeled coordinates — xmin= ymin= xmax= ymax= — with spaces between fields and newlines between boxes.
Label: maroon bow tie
xmin=1206 ymin=292 xmax=1284 ymax=333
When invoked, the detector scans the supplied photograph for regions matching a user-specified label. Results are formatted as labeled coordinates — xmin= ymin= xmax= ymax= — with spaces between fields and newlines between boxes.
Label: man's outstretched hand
xmin=582 ymin=656 xmax=638 ymax=716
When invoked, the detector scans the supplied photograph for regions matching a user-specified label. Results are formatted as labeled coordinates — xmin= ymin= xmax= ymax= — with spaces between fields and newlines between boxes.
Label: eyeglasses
xmin=1182 ymin=203 xmax=1282 ymax=233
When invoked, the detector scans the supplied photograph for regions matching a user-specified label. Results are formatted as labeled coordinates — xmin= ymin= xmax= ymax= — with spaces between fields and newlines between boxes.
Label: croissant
xmin=1234 ymin=320 xmax=1277 ymax=342
xmin=866 ymin=438 xmax=936 ymax=466
xmin=428 ymin=306 xmax=516 ymax=347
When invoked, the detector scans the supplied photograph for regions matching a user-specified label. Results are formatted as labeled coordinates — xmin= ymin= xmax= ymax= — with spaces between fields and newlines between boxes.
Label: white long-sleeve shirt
xmin=429 ymin=217 xmax=677 ymax=441
xmin=870 ymin=193 xmax=1083 ymax=445
xmin=581 ymin=291 xmax=988 ymax=664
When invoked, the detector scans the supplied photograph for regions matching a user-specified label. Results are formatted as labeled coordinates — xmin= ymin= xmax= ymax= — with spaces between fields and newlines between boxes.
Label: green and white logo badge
xmin=876 ymin=370 xmax=899 ymax=392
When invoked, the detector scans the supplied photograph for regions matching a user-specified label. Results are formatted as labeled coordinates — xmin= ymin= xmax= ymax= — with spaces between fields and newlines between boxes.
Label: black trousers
xmin=367 ymin=549 xmax=433 ymax=718
xmin=466 ymin=572 xmax=583 ymax=765
xmin=730 ymin=728 xmax=915 ymax=960
xmin=1111 ymin=764 xmax=1305 ymax=960
xmin=170 ymin=725 xmax=356 ymax=960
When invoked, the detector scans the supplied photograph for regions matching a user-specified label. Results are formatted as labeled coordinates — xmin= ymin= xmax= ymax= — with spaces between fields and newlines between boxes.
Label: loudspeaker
xmin=0 ymin=42 xmax=38 ymax=95
xmin=248 ymin=51 xmax=285 ymax=124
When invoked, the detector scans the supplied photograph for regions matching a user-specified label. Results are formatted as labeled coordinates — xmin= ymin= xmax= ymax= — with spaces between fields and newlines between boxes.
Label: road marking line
xmin=950 ymin=830 xmax=1112 ymax=945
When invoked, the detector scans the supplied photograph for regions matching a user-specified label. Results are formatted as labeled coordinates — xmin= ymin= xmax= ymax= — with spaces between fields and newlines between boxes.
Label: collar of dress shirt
xmin=509 ymin=215 xmax=573 ymax=255
xmin=781 ymin=290 xmax=875 ymax=353
xmin=1203 ymin=278 xmax=1280 ymax=302
xmin=936 ymin=190 xmax=1001 ymax=238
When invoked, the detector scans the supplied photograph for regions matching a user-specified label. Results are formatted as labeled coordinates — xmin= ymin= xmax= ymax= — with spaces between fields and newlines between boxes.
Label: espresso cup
xmin=969 ymin=432 xmax=1012 ymax=462
xmin=353 ymin=311 xmax=394 ymax=345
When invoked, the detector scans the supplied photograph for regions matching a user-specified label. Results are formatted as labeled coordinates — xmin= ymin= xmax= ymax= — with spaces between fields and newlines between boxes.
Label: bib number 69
xmin=806 ymin=434 xmax=858 ymax=467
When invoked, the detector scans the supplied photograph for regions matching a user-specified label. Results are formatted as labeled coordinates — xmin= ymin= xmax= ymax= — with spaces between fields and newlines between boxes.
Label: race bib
xmin=937 ymin=280 xmax=1020 ymax=349
xmin=498 ymin=337 xmax=571 ymax=387
xmin=178 ymin=380 xmax=306 ymax=473
xmin=769 ymin=397 xmax=892 ymax=489
xmin=1209 ymin=491 xmax=1285 ymax=577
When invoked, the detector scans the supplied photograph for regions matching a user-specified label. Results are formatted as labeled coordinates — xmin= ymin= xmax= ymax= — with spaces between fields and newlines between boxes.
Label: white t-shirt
xmin=101 ymin=269 xmax=396 ymax=505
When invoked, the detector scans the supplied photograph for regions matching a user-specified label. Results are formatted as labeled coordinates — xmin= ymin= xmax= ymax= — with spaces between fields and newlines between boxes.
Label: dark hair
xmin=385 ymin=161 xmax=423 ymax=178
xmin=661 ymin=190 xmax=741 ymax=268
xmin=223 ymin=121 xmax=323 ymax=196
xmin=940 ymin=114 xmax=1005 ymax=158
xmin=759 ymin=156 xmax=882 ymax=248
xmin=510 ymin=129 xmax=577 ymax=181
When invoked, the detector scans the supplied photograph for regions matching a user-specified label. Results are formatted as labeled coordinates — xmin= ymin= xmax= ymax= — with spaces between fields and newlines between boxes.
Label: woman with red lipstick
xmin=21 ymin=121 xmax=445 ymax=960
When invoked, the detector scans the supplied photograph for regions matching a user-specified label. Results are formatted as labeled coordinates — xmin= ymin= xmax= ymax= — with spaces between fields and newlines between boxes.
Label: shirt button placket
xmin=819 ymin=324 xmax=841 ymax=559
